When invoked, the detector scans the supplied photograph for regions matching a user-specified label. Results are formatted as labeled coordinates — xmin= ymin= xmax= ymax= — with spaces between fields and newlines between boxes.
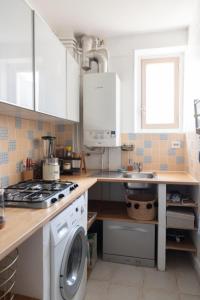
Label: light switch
xmin=171 ymin=141 xmax=181 ymax=149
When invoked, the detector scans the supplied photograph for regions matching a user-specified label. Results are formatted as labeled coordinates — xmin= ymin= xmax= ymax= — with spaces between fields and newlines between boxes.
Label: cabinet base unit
xmin=103 ymin=220 xmax=155 ymax=267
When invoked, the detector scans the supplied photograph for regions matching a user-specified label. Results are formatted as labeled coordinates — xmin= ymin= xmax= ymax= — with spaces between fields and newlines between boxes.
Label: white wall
xmin=105 ymin=29 xmax=188 ymax=133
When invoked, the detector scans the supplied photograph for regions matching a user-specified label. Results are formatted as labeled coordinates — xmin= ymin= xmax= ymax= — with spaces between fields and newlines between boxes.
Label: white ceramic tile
xmin=111 ymin=264 xmax=144 ymax=287
xmin=85 ymin=279 xmax=109 ymax=300
xmin=90 ymin=260 xmax=116 ymax=281
xmin=180 ymin=294 xmax=200 ymax=300
xmin=141 ymin=288 xmax=179 ymax=300
xmin=143 ymin=268 xmax=177 ymax=292
xmin=108 ymin=283 xmax=140 ymax=300
xmin=177 ymin=270 xmax=200 ymax=295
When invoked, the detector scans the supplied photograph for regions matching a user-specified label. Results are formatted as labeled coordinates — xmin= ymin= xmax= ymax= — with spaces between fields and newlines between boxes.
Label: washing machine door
xmin=60 ymin=225 xmax=86 ymax=300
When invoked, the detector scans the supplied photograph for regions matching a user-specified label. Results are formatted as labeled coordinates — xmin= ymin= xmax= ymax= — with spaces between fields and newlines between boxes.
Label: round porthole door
xmin=60 ymin=226 xmax=86 ymax=300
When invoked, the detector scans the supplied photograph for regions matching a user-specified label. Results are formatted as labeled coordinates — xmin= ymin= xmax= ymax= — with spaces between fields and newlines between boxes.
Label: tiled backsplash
xmin=185 ymin=132 xmax=200 ymax=181
xmin=0 ymin=114 xmax=56 ymax=186
xmin=121 ymin=133 xmax=185 ymax=171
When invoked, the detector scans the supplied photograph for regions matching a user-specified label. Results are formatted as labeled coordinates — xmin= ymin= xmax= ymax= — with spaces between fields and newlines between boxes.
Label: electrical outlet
xmin=171 ymin=141 xmax=181 ymax=149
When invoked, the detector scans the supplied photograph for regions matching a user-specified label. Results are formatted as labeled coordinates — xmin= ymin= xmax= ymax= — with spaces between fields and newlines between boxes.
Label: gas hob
xmin=4 ymin=180 xmax=78 ymax=208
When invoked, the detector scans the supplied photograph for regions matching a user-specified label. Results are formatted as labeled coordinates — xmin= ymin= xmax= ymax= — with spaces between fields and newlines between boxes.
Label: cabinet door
xmin=66 ymin=51 xmax=80 ymax=122
xmin=0 ymin=0 xmax=34 ymax=109
xmin=34 ymin=13 xmax=66 ymax=119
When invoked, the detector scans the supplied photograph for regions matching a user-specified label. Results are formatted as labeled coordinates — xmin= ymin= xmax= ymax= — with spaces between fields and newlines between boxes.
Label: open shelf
xmin=88 ymin=200 xmax=158 ymax=224
xmin=166 ymin=236 xmax=196 ymax=253
xmin=87 ymin=212 xmax=97 ymax=230
xmin=167 ymin=201 xmax=197 ymax=208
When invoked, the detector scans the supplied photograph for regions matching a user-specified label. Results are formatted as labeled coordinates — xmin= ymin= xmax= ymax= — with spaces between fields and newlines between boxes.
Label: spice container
xmin=0 ymin=187 xmax=5 ymax=229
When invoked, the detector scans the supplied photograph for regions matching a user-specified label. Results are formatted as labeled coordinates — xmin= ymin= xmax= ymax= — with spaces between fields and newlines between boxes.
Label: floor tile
xmin=141 ymin=288 xmax=179 ymax=300
xmin=90 ymin=260 xmax=116 ymax=281
xmin=143 ymin=268 xmax=177 ymax=292
xmin=85 ymin=279 xmax=109 ymax=300
xmin=180 ymin=294 xmax=200 ymax=300
xmin=111 ymin=264 xmax=144 ymax=287
xmin=107 ymin=283 xmax=140 ymax=300
xmin=177 ymin=270 xmax=200 ymax=295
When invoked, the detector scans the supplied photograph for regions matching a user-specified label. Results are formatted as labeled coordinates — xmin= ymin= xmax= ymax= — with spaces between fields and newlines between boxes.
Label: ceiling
xmin=28 ymin=0 xmax=197 ymax=38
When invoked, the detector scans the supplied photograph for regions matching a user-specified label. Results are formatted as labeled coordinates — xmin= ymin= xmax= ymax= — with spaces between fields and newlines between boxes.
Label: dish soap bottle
xmin=0 ymin=187 xmax=5 ymax=229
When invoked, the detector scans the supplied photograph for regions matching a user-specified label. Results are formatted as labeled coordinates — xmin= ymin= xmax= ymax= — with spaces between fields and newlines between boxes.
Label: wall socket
xmin=171 ymin=141 xmax=181 ymax=149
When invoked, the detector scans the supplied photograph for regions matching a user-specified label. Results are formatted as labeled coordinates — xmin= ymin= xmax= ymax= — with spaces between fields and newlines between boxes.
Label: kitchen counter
xmin=0 ymin=177 xmax=96 ymax=261
xmin=62 ymin=170 xmax=199 ymax=185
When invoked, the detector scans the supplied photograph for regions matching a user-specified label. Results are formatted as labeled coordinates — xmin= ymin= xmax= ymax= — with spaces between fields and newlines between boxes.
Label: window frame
xmin=134 ymin=48 xmax=184 ymax=133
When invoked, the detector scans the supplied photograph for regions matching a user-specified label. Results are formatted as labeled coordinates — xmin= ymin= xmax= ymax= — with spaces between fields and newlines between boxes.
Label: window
xmin=135 ymin=52 xmax=183 ymax=131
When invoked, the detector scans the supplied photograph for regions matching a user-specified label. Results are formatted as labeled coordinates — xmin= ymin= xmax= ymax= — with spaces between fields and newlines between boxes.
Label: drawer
xmin=103 ymin=220 xmax=155 ymax=260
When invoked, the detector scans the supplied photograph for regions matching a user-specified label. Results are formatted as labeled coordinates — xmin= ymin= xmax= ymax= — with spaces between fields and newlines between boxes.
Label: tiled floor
xmin=85 ymin=253 xmax=200 ymax=300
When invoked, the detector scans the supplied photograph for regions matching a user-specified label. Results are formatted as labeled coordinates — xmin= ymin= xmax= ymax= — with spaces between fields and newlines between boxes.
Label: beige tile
xmin=107 ymin=283 xmax=140 ymax=300
xmin=111 ymin=264 xmax=144 ymax=287
xmin=177 ymin=270 xmax=200 ymax=295
xmin=143 ymin=268 xmax=177 ymax=292
xmin=141 ymin=288 xmax=179 ymax=300
xmin=180 ymin=294 xmax=200 ymax=300
xmin=90 ymin=260 xmax=116 ymax=281
xmin=85 ymin=279 xmax=109 ymax=300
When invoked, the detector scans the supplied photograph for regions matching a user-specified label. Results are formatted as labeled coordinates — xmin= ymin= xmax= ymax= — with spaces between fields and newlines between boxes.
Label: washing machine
xmin=50 ymin=193 xmax=87 ymax=300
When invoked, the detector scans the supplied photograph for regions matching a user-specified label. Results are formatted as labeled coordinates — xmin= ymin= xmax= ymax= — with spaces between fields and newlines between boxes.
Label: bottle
xmin=0 ymin=187 xmax=5 ymax=229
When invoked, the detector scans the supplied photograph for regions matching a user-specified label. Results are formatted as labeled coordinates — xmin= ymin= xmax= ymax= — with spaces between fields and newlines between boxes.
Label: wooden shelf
xmin=167 ymin=226 xmax=198 ymax=231
xmin=88 ymin=200 xmax=158 ymax=224
xmin=87 ymin=212 xmax=97 ymax=230
xmin=166 ymin=237 xmax=196 ymax=253
xmin=166 ymin=201 xmax=197 ymax=208
xmin=15 ymin=295 xmax=39 ymax=300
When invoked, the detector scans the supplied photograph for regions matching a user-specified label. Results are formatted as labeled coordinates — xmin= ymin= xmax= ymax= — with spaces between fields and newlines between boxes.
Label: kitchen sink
xmin=123 ymin=172 xmax=156 ymax=189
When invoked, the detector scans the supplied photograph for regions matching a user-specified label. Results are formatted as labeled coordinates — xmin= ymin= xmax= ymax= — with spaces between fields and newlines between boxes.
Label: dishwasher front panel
xmin=103 ymin=220 xmax=155 ymax=267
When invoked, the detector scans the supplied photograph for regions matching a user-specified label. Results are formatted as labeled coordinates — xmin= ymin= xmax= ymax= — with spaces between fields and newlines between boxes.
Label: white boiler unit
xmin=83 ymin=72 xmax=121 ymax=147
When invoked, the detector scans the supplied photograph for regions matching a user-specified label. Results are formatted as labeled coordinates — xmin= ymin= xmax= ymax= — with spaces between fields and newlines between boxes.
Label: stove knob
xmin=74 ymin=184 xmax=78 ymax=189
xmin=70 ymin=186 xmax=75 ymax=192
xmin=76 ymin=207 xmax=79 ymax=212
xmin=58 ymin=194 xmax=64 ymax=199
xmin=51 ymin=198 xmax=57 ymax=204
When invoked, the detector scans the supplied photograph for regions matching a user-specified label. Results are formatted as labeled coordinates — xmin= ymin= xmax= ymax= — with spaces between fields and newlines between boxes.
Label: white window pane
xmin=145 ymin=62 xmax=175 ymax=124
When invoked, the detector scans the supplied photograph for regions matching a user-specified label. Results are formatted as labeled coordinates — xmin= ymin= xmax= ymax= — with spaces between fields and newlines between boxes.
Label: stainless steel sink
xmin=123 ymin=172 xmax=156 ymax=189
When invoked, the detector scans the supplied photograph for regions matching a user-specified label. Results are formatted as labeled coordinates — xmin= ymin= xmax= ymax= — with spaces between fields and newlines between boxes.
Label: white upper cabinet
xmin=66 ymin=51 xmax=80 ymax=122
xmin=0 ymin=0 xmax=34 ymax=109
xmin=34 ymin=13 xmax=67 ymax=119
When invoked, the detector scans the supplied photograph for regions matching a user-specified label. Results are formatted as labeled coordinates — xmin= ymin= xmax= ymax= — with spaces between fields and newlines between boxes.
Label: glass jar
xmin=0 ymin=188 xmax=5 ymax=229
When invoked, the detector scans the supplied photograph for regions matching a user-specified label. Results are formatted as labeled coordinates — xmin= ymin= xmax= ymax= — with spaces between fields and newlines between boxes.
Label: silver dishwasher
xmin=103 ymin=220 xmax=155 ymax=267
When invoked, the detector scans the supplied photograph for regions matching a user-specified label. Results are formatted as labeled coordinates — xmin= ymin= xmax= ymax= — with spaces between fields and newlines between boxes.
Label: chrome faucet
xmin=133 ymin=162 xmax=143 ymax=172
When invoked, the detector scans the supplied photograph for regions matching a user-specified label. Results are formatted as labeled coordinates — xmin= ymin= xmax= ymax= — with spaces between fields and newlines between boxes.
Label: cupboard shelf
xmin=166 ymin=237 xmax=196 ymax=253
xmin=88 ymin=200 xmax=158 ymax=224
xmin=166 ymin=201 xmax=198 ymax=208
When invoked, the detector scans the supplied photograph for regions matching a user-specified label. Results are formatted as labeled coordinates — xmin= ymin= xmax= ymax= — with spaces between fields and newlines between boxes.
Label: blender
xmin=42 ymin=136 xmax=60 ymax=181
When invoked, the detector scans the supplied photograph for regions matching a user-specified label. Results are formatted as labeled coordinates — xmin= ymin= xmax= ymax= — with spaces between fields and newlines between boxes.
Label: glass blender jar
xmin=42 ymin=136 xmax=60 ymax=181
xmin=0 ymin=187 xmax=5 ymax=229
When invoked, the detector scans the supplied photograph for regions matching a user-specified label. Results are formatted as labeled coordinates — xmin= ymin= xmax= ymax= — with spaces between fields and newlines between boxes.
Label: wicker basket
xmin=0 ymin=249 xmax=18 ymax=300
xmin=126 ymin=193 xmax=156 ymax=221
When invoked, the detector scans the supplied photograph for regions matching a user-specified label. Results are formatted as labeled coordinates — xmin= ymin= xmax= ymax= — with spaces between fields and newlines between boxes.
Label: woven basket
xmin=126 ymin=193 xmax=156 ymax=221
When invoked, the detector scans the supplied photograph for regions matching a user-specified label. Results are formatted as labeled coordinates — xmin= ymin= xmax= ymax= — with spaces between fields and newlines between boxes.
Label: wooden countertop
xmin=62 ymin=171 xmax=199 ymax=185
xmin=0 ymin=177 xmax=96 ymax=261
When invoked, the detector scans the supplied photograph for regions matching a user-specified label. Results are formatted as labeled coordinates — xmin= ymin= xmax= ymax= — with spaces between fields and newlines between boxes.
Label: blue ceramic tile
xmin=8 ymin=140 xmax=16 ymax=151
xmin=27 ymin=150 xmax=33 ymax=158
xmin=180 ymin=141 xmax=184 ymax=148
xmin=160 ymin=164 xmax=168 ymax=171
xmin=168 ymin=148 xmax=176 ymax=156
xmin=0 ymin=176 xmax=9 ymax=188
xmin=16 ymin=161 xmax=22 ymax=173
xmin=33 ymin=139 xmax=40 ymax=149
xmin=0 ymin=128 xmax=8 ymax=140
xmin=57 ymin=124 xmax=65 ymax=132
xmin=176 ymin=156 xmax=184 ymax=164
xmin=15 ymin=117 xmax=21 ymax=129
xmin=64 ymin=140 xmax=73 ymax=146
xmin=128 ymin=133 xmax=137 ymax=140
xmin=136 ymin=148 xmax=144 ymax=156
xmin=46 ymin=132 xmax=52 ymax=136
xmin=144 ymin=156 xmax=152 ymax=163
xmin=0 ymin=152 xmax=8 ymax=165
xmin=160 ymin=134 xmax=168 ymax=140
xmin=27 ymin=130 xmax=34 ymax=140
xmin=144 ymin=140 xmax=152 ymax=148
xmin=37 ymin=120 xmax=43 ymax=131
